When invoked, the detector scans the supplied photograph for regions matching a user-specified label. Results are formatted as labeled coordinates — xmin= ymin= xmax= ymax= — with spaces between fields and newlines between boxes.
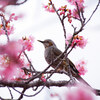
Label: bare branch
xmin=15 ymin=0 xmax=28 ymax=5
xmin=50 ymin=0 xmax=67 ymax=39
xmin=85 ymin=0 xmax=100 ymax=25
xmin=18 ymin=88 xmax=26 ymax=100
xmin=0 ymin=80 xmax=69 ymax=88
xmin=7 ymin=87 xmax=13 ymax=99
xmin=23 ymin=51 xmax=36 ymax=72
xmin=13 ymin=86 xmax=45 ymax=97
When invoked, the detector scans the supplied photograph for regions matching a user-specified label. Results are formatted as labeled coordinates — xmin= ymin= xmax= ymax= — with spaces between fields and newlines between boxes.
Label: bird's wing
xmin=68 ymin=58 xmax=79 ymax=73
xmin=52 ymin=46 xmax=62 ymax=57
xmin=53 ymin=46 xmax=79 ymax=73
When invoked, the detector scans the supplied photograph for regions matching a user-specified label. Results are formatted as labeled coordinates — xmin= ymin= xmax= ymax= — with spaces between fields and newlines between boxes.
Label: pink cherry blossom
xmin=0 ymin=54 xmax=31 ymax=81
xmin=43 ymin=4 xmax=55 ymax=13
xmin=0 ymin=24 xmax=14 ymax=35
xmin=75 ymin=60 xmax=87 ymax=75
xmin=0 ymin=38 xmax=34 ymax=81
xmin=66 ymin=33 xmax=72 ymax=45
xmin=67 ymin=0 xmax=85 ymax=18
xmin=66 ymin=34 xmax=87 ymax=49
xmin=65 ymin=84 xmax=94 ymax=100
xmin=18 ymin=36 xmax=34 ymax=51
xmin=0 ymin=13 xmax=20 ymax=36
xmin=0 ymin=40 xmax=34 ymax=81
xmin=7 ymin=13 xmax=19 ymax=23
xmin=0 ymin=41 xmax=23 ymax=59
xmin=6 ymin=25 xmax=14 ymax=35
xmin=60 ymin=11 xmax=65 ymax=15
xmin=0 ymin=61 xmax=21 ymax=81
xmin=14 ymin=58 xmax=31 ymax=81
xmin=58 ymin=5 xmax=72 ymax=23
xmin=67 ymin=0 xmax=84 ymax=6
xmin=72 ymin=4 xmax=85 ymax=19
xmin=0 ymin=42 xmax=22 ymax=80
xmin=72 ymin=8 xmax=80 ymax=19
xmin=77 ymin=37 xmax=87 ymax=49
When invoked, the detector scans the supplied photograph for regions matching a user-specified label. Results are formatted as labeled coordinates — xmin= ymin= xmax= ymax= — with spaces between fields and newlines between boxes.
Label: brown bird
xmin=38 ymin=39 xmax=100 ymax=95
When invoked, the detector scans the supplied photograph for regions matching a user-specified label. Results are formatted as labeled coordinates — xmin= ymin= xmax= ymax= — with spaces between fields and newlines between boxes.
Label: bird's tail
xmin=76 ymin=75 xmax=100 ymax=96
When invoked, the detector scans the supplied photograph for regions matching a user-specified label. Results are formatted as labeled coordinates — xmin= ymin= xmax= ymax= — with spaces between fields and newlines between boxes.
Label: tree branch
xmin=85 ymin=0 xmax=100 ymax=25
xmin=50 ymin=0 xmax=67 ymax=39
xmin=23 ymin=51 xmax=36 ymax=72
xmin=18 ymin=88 xmax=26 ymax=100
xmin=0 ymin=80 xmax=70 ymax=88
xmin=7 ymin=87 xmax=13 ymax=99
xmin=15 ymin=0 xmax=28 ymax=5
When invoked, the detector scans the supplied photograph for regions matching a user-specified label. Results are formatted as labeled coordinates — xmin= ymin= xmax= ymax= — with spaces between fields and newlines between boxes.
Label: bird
xmin=38 ymin=39 xmax=100 ymax=95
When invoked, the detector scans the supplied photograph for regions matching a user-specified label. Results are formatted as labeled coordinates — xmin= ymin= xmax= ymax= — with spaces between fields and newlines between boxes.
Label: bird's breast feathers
xmin=45 ymin=46 xmax=56 ymax=64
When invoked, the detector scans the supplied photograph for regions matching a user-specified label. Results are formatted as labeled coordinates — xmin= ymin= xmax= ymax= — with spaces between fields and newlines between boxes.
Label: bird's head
xmin=38 ymin=39 xmax=56 ymax=48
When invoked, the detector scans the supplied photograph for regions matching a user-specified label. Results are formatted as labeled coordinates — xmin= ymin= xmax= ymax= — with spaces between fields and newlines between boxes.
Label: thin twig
xmin=67 ymin=44 xmax=76 ymax=56
xmin=18 ymin=88 xmax=26 ymax=100
xmin=7 ymin=87 xmax=13 ymax=99
xmin=21 ymin=68 xmax=68 ymax=75
xmin=13 ymin=86 xmax=45 ymax=97
xmin=85 ymin=0 xmax=100 ymax=25
xmin=75 ymin=2 xmax=82 ymax=23
xmin=50 ymin=0 xmax=67 ymax=39
xmin=15 ymin=0 xmax=28 ymax=5
xmin=46 ymin=60 xmax=63 ymax=80
xmin=23 ymin=51 xmax=36 ymax=72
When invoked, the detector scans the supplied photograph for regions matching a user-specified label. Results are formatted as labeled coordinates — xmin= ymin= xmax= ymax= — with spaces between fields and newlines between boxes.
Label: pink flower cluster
xmin=75 ymin=60 xmax=87 ymax=75
xmin=0 ymin=41 xmax=32 ymax=81
xmin=58 ymin=5 xmax=72 ymax=23
xmin=67 ymin=0 xmax=84 ymax=6
xmin=0 ymin=13 xmax=34 ymax=81
xmin=7 ymin=13 xmax=19 ymax=23
xmin=18 ymin=36 xmax=34 ymax=51
xmin=66 ymin=85 xmax=94 ymax=100
xmin=67 ymin=0 xmax=85 ymax=19
xmin=0 ymin=13 xmax=19 ymax=35
xmin=43 ymin=4 xmax=55 ymax=13
xmin=0 ymin=41 xmax=23 ymax=58
xmin=43 ymin=0 xmax=85 ymax=20
xmin=0 ymin=55 xmax=30 ymax=81
xmin=66 ymin=34 xmax=87 ymax=49
xmin=0 ymin=24 xmax=14 ymax=35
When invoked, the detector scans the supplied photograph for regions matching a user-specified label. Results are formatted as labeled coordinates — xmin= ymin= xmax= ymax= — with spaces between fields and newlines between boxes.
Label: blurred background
xmin=0 ymin=0 xmax=100 ymax=100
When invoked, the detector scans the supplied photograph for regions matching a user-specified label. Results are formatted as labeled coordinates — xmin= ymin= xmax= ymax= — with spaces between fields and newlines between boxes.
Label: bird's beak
xmin=37 ymin=40 xmax=44 ymax=43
